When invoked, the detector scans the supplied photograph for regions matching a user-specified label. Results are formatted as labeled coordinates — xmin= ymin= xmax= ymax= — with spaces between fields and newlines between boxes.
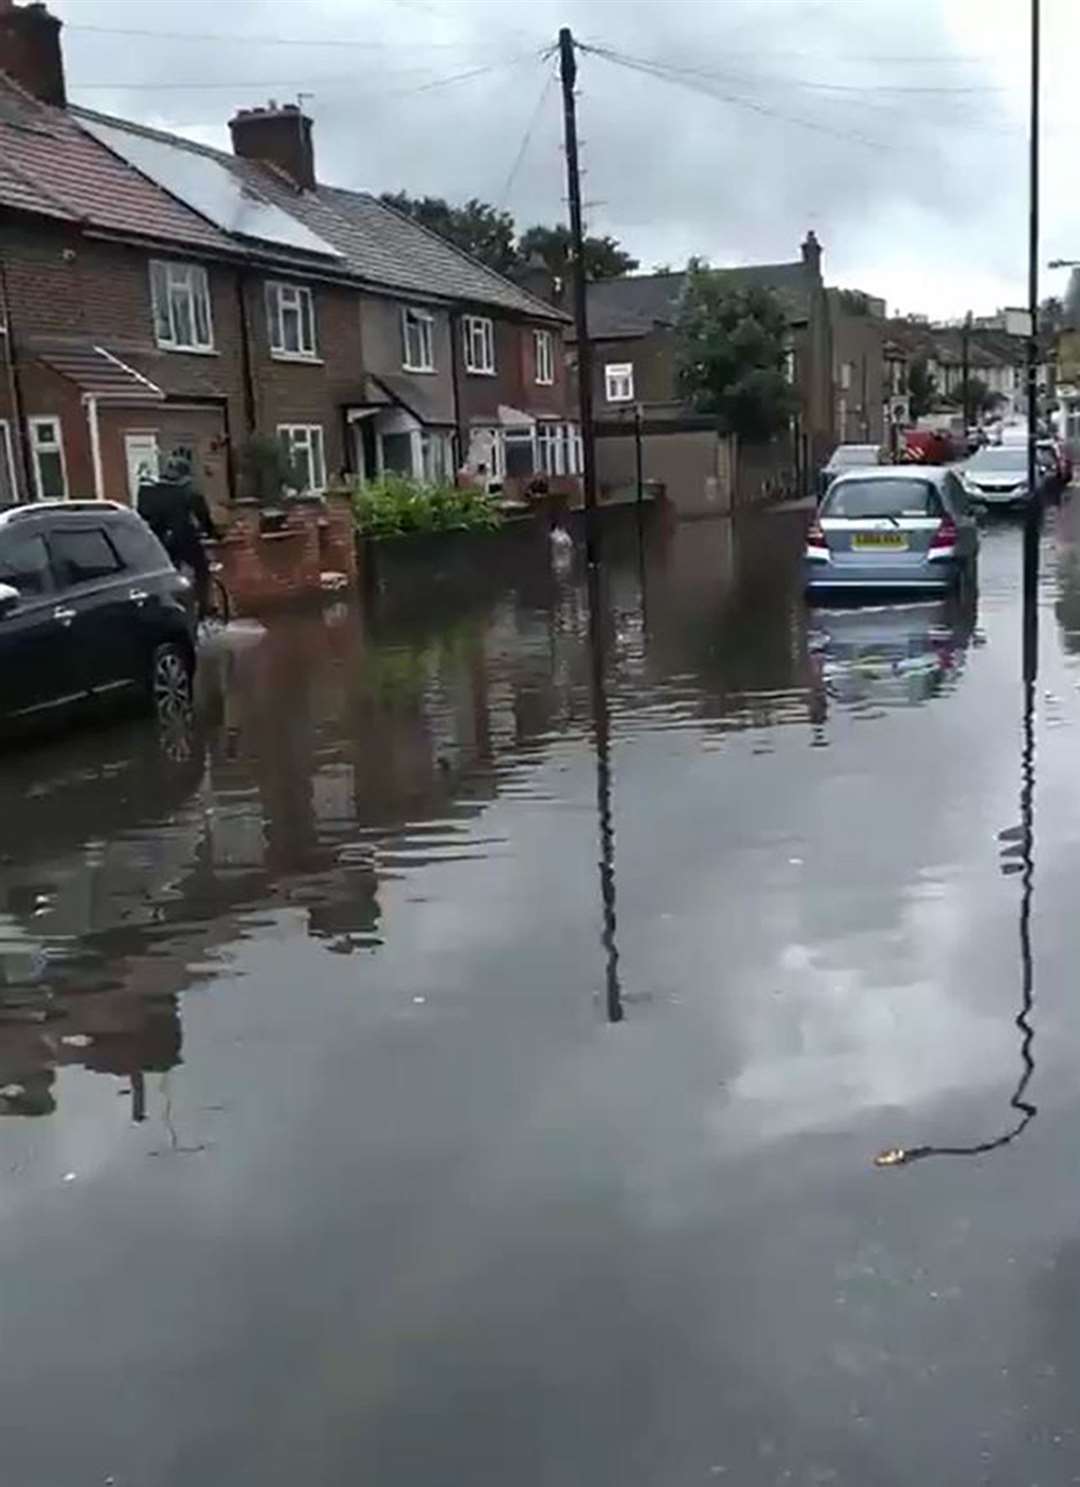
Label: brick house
xmin=0 ymin=0 xmax=576 ymax=511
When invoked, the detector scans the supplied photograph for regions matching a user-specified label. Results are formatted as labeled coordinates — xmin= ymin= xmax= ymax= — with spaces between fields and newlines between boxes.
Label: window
xmin=534 ymin=329 xmax=554 ymax=386
xmin=402 ymin=307 xmax=435 ymax=372
xmin=0 ymin=420 xmax=16 ymax=504
xmin=266 ymin=281 xmax=318 ymax=359
xmin=419 ymin=432 xmax=451 ymax=484
xmin=0 ymin=530 xmax=52 ymax=596
xmin=48 ymin=527 xmax=123 ymax=587
xmin=605 ymin=362 xmax=634 ymax=403
xmin=149 ymin=260 xmax=214 ymax=352
xmin=109 ymin=517 xmax=169 ymax=571
xmin=278 ymin=425 xmax=326 ymax=493
xmin=840 ymin=361 xmax=854 ymax=391
xmin=28 ymin=417 xmax=67 ymax=500
xmin=537 ymin=423 xmax=583 ymax=477
xmin=463 ymin=316 xmax=495 ymax=375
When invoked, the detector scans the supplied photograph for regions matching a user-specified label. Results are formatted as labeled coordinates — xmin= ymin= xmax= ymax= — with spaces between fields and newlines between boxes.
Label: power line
xmin=63 ymin=21 xmax=517 ymax=49
xmin=68 ymin=56 xmax=540 ymax=96
xmin=497 ymin=65 xmax=557 ymax=209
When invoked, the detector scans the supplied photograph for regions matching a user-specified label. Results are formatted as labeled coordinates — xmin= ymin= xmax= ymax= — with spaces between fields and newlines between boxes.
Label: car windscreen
xmin=967 ymin=447 xmax=1027 ymax=471
xmin=821 ymin=479 xmax=942 ymax=519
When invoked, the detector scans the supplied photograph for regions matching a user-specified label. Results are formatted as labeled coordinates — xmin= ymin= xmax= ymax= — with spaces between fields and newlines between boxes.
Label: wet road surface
xmin=4 ymin=502 xmax=1080 ymax=1485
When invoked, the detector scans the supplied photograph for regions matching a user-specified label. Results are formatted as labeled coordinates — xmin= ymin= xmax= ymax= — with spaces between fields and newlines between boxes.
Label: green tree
xmin=955 ymin=375 xmax=994 ymax=417
xmin=907 ymin=356 xmax=937 ymax=418
xmin=674 ymin=271 xmax=797 ymax=441
xmin=517 ymin=224 xmax=638 ymax=282
xmin=379 ymin=193 xmax=518 ymax=273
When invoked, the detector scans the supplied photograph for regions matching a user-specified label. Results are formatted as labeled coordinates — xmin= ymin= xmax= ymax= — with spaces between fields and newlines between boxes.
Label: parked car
xmin=960 ymin=445 xmax=1047 ymax=507
xmin=902 ymin=427 xmax=960 ymax=464
xmin=819 ymin=443 xmax=885 ymax=497
xmin=0 ymin=501 xmax=197 ymax=738
xmin=804 ymin=466 xmax=979 ymax=596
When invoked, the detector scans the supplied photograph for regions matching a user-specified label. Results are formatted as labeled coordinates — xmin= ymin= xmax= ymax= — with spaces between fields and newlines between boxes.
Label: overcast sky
xmin=48 ymin=0 xmax=1080 ymax=320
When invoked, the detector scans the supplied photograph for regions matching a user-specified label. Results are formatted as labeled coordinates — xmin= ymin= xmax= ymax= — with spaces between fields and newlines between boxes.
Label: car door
xmin=45 ymin=523 xmax=143 ymax=699
xmin=943 ymin=473 xmax=977 ymax=557
xmin=0 ymin=524 xmax=78 ymax=721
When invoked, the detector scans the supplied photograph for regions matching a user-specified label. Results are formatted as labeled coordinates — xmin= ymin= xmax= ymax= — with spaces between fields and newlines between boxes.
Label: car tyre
xmin=148 ymin=642 xmax=193 ymax=721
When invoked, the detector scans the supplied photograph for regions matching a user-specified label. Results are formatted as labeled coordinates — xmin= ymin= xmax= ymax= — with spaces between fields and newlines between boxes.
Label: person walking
xmin=138 ymin=454 xmax=220 ymax=617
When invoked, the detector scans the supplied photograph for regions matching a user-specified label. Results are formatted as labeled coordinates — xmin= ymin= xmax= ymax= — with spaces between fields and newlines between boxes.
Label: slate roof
xmin=67 ymin=95 xmax=565 ymax=321
xmin=585 ymin=262 xmax=813 ymax=340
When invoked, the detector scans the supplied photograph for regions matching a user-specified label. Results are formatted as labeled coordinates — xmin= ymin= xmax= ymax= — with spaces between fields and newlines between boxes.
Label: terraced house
xmin=0 ymin=0 xmax=577 ymax=510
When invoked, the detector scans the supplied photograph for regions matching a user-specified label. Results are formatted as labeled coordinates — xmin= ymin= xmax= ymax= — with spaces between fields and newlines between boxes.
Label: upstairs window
xmin=150 ymin=260 xmax=214 ymax=352
xmin=605 ymin=362 xmax=634 ymax=403
xmin=402 ymin=307 xmax=435 ymax=372
xmin=266 ymin=282 xmax=317 ymax=359
xmin=463 ymin=315 xmax=495 ymax=375
xmin=534 ymin=329 xmax=554 ymax=386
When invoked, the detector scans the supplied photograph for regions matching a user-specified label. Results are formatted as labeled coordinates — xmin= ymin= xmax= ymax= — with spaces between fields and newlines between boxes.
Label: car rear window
xmin=48 ymin=527 xmax=123 ymax=587
xmin=822 ymin=479 xmax=942 ymax=519
xmin=0 ymin=530 xmax=53 ymax=596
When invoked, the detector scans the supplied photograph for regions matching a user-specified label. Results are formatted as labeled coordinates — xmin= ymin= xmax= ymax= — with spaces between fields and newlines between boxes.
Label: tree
xmin=674 ymin=270 xmax=798 ymax=442
xmin=379 ymin=193 xmax=517 ymax=274
xmin=955 ymin=375 xmax=995 ymax=417
xmin=908 ymin=356 xmax=937 ymax=418
xmin=517 ymin=224 xmax=638 ymax=282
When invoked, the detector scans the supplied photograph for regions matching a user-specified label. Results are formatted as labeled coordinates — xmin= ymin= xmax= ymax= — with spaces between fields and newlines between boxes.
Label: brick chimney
xmin=801 ymin=229 xmax=823 ymax=281
xmin=0 ymin=0 xmax=66 ymax=107
xmin=229 ymin=101 xmax=315 ymax=191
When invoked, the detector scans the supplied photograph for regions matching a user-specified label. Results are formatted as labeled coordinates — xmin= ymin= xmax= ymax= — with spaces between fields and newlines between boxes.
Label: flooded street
xmin=6 ymin=502 xmax=1080 ymax=1485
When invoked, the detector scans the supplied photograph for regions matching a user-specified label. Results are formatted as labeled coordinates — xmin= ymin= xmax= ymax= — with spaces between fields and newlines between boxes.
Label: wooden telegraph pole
xmin=558 ymin=27 xmax=599 ymax=563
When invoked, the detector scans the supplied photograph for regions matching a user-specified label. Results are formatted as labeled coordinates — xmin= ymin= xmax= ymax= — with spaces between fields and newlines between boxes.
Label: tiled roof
xmin=33 ymin=340 xmax=164 ymax=402
xmin=585 ymin=262 xmax=812 ymax=339
xmin=0 ymin=73 xmax=235 ymax=252
xmin=64 ymin=102 xmax=566 ymax=321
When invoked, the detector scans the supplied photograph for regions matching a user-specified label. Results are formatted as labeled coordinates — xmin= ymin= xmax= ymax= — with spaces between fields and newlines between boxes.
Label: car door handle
xmin=129 ymin=588 xmax=149 ymax=607
xmin=53 ymin=605 xmax=76 ymax=628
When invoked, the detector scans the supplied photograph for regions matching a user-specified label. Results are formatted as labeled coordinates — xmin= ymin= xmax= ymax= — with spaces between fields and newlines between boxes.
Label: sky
xmin=46 ymin=0 xmax=1080 ymax=321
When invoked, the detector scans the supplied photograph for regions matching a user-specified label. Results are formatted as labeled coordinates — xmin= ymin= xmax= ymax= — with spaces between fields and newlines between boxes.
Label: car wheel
xmin=149 ymin=642 xmax=193 ymax=720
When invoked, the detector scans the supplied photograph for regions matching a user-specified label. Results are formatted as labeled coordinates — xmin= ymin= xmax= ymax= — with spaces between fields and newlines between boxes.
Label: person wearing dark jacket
xmin=138 ymin=455 xmax=219 ymax=616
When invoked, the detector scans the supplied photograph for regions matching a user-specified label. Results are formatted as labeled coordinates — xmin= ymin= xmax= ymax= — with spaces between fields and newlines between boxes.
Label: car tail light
xmin=806 ymin=515 xmax=826 ymax=546
xmin=929 ymin=515 xmax=957 ymax=551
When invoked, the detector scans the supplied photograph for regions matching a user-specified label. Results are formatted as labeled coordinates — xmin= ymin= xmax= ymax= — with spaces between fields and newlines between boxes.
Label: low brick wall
xmin=210 ymin=494 xmax=357 ymax=614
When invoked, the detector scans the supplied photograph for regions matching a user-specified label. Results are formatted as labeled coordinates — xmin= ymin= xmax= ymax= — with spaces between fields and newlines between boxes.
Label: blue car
xmin=804 ymin=465 xmax=979 ymax=596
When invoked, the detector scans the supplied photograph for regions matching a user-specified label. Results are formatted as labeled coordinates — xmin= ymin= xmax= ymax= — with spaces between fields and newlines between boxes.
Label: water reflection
xmin=808 ymin=593 xmax=977 ymax=713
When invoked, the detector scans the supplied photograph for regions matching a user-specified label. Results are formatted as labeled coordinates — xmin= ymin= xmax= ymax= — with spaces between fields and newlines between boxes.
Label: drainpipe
xmin=84 ymin=394 xmax=104 ymax=501
xmin=0 ymin=253 xmax=31 ymax=501
xmin=449 ymin=308 xmax=466 ymax=468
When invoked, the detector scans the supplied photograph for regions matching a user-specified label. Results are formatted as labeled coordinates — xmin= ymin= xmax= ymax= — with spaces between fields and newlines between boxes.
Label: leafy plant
xmin=350 ymin=473 xmax=504 ymax=539
xmin=907 ymin=356 xmax=937 ymax=419
xmin=239 ymin=433 xmax=305 ymax=506
xmin=674 ymin=271 xmax=798 ymax=441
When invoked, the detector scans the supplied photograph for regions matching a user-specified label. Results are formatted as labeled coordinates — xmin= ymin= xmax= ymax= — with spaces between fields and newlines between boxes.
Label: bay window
xmin=278 ymin=424 xmax=326 ymax=493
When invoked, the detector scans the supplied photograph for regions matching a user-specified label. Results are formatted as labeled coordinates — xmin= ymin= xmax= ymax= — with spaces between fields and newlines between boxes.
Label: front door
xmin=125 ymin=432 xmax=159 ymax=504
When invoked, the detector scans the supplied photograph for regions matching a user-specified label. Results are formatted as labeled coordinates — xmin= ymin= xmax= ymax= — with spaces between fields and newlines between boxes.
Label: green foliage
xmin=908 ymin=356 xmax=937 ymax=418
xmin=954 ymin=375 xmax=994 ymax=416
xmin=837 ymin=289 xmax=870 ymax=316
xmin=674 ymin=271 xmax=798 ymax=441
xmin=239 ymin=433 xmax=305 ymax=505
xmin=351 ymin=473 xmax=504 ymax=539
xmin=378 ymin=192 xmax=638 ymax=281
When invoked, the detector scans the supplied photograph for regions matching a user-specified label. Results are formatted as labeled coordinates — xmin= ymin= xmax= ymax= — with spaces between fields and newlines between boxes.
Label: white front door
xmin=125 ymin=432 xmax=159 ymax=503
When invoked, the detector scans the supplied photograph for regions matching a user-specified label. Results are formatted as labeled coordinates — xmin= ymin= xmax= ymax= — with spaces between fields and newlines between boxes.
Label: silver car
xmin=961 ymin=444 xmax=1046 ymax=507
xmin=804 ymin=465 xmax=979 ymax=596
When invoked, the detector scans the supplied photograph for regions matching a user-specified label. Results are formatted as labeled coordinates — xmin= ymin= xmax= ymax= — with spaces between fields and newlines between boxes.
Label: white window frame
xmin=537 ymin=422 xmax=582 ymax=477
xmin=28 ymin=415 xmax=68 ymax=501
xmin=533 ymin=329 xmax=554 ymax=386
xmin=0 ymin=419 xmax=17 ymax=503
xmin=149 ymin=259 xmax=214 ymax=353
xmin=463 ymin=315 xmax=496 ymax=375
xmin=605 ymin=362 xmax=634 ymax=403
xmin=266 ymin=281 xmax=318 ymax=360
xmin=277 ymin=424 xmax=327 ymax=494
xmin=401 ymin=307 xmax=435 ymax=373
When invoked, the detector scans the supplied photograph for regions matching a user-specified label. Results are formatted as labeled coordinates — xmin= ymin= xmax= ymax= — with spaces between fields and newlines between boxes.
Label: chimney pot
xmin=229 ymin=100 xmax=316 ymax=190
xmin=0 ymin=0 xmax=66 ymax=106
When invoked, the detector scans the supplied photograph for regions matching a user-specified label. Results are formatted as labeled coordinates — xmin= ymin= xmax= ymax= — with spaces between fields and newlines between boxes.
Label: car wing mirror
xmin=0 ymin=582 xmax=20 ymax=618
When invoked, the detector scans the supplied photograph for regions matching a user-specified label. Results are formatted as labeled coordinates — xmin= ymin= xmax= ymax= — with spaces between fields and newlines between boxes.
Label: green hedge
xmin=349 ymin=474 xmax=504 ymax=538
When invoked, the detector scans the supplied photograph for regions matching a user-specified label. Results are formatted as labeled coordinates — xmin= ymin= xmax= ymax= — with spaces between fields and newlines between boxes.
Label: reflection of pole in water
xmin=587 ymin=560 xmax=623 ymax=1024
xmin=875 ymin=678 xmax=1037 ymax=1167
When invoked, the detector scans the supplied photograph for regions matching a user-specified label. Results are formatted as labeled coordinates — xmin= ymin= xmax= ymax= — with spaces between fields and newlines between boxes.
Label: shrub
xmin=350 ymin=473 xmax=503 ymax=538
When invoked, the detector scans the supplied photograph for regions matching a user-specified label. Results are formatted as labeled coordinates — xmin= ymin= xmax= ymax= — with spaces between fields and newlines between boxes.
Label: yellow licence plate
xmin=853 ymin=533 xmax=908 ymax=550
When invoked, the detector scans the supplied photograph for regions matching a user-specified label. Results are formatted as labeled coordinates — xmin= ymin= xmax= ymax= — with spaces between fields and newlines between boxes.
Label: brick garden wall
xmin=211 ymin=493 xmax=357 ymax=614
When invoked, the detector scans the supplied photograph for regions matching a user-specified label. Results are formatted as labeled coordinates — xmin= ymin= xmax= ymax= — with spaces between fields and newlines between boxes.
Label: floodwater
xmin=3 ymin=501 xmax=1080 ymax=1485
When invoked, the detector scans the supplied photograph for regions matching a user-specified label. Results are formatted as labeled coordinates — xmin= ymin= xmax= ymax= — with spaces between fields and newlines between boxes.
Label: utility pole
xmin=1024 ymin=0 xmax=1040 ymax=683
xmin=558 ymin=26 xmax=598 ymax=562
xmin=961 ymin=309 xmax=972 ymax=435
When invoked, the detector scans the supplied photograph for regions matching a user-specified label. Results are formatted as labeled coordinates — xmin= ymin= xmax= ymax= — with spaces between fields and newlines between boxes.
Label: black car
xmin=0 ymin=501 xmax=197 ymax=736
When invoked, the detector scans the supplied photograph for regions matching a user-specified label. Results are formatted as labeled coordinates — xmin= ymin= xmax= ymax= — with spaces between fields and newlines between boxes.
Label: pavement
xmin=1 ymin=499 xmax=1080 ymax=1484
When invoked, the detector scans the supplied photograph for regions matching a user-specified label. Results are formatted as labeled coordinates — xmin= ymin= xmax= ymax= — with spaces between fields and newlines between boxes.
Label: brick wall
xmin=212 ymin=494 xmax=357 ymax=613
xmin=455 ymin=314 xmax=574 ymax=427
